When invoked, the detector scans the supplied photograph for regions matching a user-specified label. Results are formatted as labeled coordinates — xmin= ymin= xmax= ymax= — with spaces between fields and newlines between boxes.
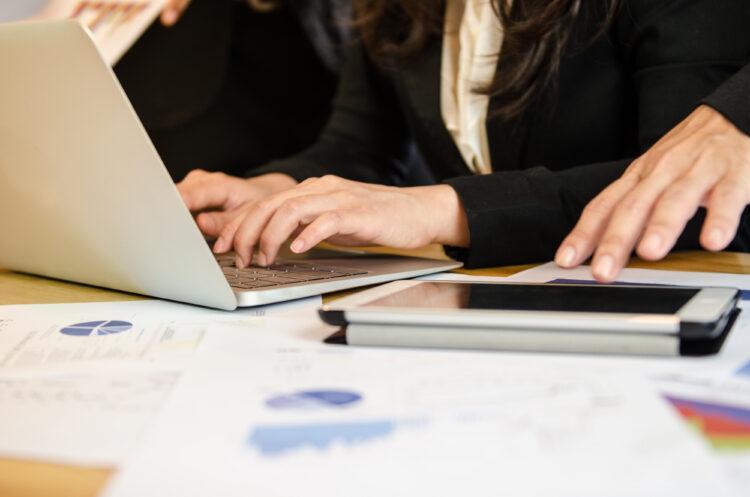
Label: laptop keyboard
xmin=215 ymin=254 xmax=369 ymax=290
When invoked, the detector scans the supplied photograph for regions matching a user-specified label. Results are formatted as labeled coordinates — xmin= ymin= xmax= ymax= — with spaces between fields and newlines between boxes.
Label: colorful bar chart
xmin=666 ymin=395 xmax=750 ymax=451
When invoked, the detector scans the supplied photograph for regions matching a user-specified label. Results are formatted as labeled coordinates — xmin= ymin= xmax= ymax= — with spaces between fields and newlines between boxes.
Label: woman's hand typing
xmin=208 ymin=175 xmax=470 ymax=268
xmin=177 ymin=170 xmax=297 ymax=238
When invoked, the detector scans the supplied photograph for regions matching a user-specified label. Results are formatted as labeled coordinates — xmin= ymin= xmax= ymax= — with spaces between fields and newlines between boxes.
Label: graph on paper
xmin=265 ymin=390 xmax=363 ymax=411
xmin=248 ymin=419 xmax=406 ymax=456
xmin=666 ymin=395 xmax=750 ymax=451
xmin=60 ymin=320 xmax=133 ymax=337
xmin=736 ymin=361 xmax=750 ymax=379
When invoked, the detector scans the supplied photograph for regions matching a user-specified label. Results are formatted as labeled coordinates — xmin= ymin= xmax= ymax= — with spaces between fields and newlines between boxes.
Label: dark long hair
xmin=354 ymin=0 xmax=620 ymax=120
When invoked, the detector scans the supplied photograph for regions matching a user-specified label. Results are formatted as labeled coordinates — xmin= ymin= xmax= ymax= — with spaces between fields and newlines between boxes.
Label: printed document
xmin=0 ymin=296 xmax=322 ymax=372
xmin=0 ymin=299 xmax=321 ymax=466
xmin=104 ymin=324 xmax=735 ymax=497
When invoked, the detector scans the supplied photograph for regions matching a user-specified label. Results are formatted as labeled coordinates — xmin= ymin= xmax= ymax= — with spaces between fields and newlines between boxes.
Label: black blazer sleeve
xmin=250 ymin=42 xmax=412 ymax=185
xmin=445 ymin=0 xmax=750 ymax=267
xmin=703 ymin=63 xmax=750 ymax=137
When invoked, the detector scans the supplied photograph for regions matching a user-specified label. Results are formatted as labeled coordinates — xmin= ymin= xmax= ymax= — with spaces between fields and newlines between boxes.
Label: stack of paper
xmin=4 ymin=262 xmax=750 ymax=495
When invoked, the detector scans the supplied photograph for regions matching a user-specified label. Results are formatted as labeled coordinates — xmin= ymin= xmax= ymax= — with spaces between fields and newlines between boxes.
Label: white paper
xmin=0 ymin=367 xmax=179 ymax=466
xmin=0 ymin=298 xmax=321 ymax=373
xmin=507 ymin=261 xmax=750 ymax=292
xmin=651 ymin=366 xmax=750 ymax=490
xmin=499 ymin=261 xmax=750 ymax=489
xmin=0 ymin=296 xmax=322 ymax=321
xmin=104 ymin=324 xmax=735 ymax=497
xmin=0 ymin=298 xmax=321 ymax=466
xmin=0 ymin=315 xmax=209 ymax=372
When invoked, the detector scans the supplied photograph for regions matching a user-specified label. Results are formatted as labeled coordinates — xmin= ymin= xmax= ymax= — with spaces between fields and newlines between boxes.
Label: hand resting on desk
xmin=556 ymin=105 xmax=750 ymax=282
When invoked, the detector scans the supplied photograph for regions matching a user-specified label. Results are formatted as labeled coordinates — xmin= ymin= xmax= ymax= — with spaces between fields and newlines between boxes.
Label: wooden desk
xmin=2 ymin=248 xmax=750 ymax=497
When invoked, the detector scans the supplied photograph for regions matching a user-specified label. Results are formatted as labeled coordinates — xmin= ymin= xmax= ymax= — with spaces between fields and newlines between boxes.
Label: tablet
xmin=319 ymin=281 xmax=740 ymax=356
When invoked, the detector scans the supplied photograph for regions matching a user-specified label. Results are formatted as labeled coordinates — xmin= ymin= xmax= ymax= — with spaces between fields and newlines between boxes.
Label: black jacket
xmin=704 ymin=63 xmax=750 ymax=137
xmin=114 ymin=0 xmax=349 ymax=180
xmin=115 ymin=0 xmax=350 ymax=131
xmin=255 ymin=0 xmax=750 ymax=268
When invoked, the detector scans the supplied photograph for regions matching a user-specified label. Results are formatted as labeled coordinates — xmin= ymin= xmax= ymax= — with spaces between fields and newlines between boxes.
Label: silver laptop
xmin=0 ymin=21 xmax=460 ymax=310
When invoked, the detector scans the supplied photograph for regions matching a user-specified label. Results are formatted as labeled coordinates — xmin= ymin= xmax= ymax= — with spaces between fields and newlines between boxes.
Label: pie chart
xmin=265 ymin=390 xmax=362 ymax=410
xmin=60 ymin=320 xmax=133 ymax=337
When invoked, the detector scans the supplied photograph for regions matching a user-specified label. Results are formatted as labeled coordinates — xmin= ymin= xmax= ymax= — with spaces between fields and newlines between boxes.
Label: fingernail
xmin=213 ymin=237 xmax=224 ymax=253
xmin=162 ymin=10 xmax=177 ymax=25
xmin=235 ymin=254 xmax=245 ymax=269
xmin=199 ymin=215 xmax=214 ymax=233
xmin=256 ymin=252 xmax=267 ymax=267
xmin=707 ymin=228 xmax=725 ymax=249
xmin=290 ymin=239 xmax=305 ymax=253
xmin=639 ymin=233 xmax=662 ymax=256
xmin=557 ymin=246 xmax=576 ymax=267
xmin=593 ymin=255 xmax=615 ymax=281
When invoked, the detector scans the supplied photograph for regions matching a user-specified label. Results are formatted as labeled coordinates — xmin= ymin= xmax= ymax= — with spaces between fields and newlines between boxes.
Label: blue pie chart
xmin=60 ymin=320 xmax=133 ymax=337
xmin=265 ymin=390 xmax=362 ymax=410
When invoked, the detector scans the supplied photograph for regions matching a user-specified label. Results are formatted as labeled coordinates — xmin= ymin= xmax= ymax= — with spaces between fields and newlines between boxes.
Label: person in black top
xmin=177 ymin=0 xmax=750 ymax=270
xmin=557 ymin=63 xmax=750 ymax=281
xmin=115 ymin=0 xmax=348 ymax=182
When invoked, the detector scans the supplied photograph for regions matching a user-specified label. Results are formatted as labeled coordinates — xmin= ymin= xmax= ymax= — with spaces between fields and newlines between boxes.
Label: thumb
xmin=177 ymin=181 xmax=228 ymax=213
xmin=195 ymin=210 xmax=239 ymax=238
xmin=161 ymin=0 xmax=191 ymax=26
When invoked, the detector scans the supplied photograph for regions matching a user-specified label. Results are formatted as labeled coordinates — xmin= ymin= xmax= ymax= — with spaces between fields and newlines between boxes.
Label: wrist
xmin=691 ymin=104 xmax=738 ymax=134
xmin=411 ymin=184 xmax=470 ymax=247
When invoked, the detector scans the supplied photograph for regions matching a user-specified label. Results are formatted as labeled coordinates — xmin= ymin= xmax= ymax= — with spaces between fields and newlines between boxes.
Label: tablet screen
xmin=363 ymin=283 xmax=698 ymax=314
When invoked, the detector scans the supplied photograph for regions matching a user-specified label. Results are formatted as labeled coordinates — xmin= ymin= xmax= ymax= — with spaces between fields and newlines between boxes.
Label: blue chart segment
xmin=737 ymin=361 xmax=750 ymax=378
xmin=248 ymin=420 xmax=396 ymax=456
xmin=60 ymin=320 xmax=133 ymax=337
xmin=265 ymin=390 xmax=362 ymax=410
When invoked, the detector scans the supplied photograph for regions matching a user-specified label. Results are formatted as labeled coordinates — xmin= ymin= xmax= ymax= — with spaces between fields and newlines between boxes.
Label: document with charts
xmin=0 ymin=0 xmax=167 ymax=65
xmin=0 ymin=367 xmax=179 ymax=466
xmin=104 ymin=324 xmax=737 ymax=497
xmin=0 ymin=300 xmax=321 ymax=466
xmin=0 ymin=313 xmax=206 ymax=371
xmin=0 ymin=303 xmax=209 ymax=465
xmin=0 ymin=297 xmax=321 ymax=372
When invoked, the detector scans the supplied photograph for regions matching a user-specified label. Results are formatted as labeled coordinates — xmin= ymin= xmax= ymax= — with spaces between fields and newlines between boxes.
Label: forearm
xmin=408 ymin=184 xmax=470 ymax=248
